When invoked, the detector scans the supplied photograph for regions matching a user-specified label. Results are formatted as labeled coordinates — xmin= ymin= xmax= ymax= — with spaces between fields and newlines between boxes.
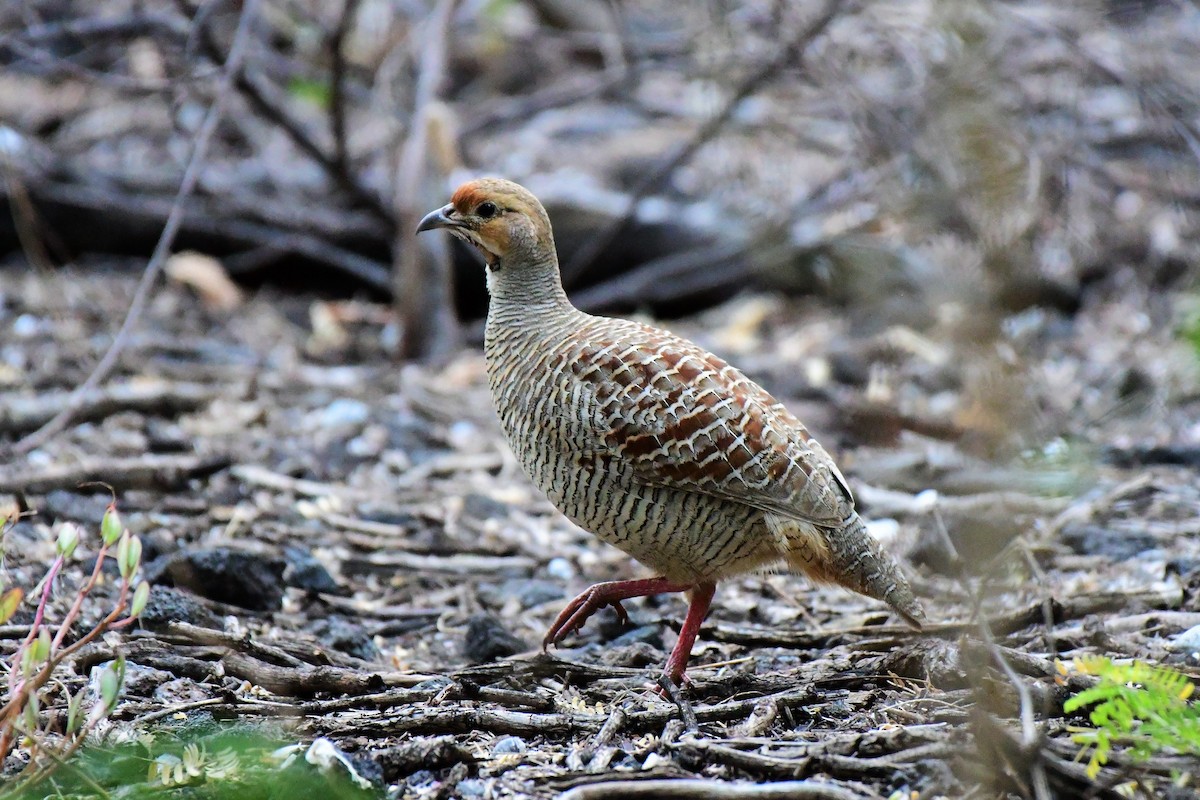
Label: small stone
xmin=42 ymin=491 xmax=112 ymax=526
xmin=144 ymin=547 xmax=286 ymax=611
xmin=313 ymin=398 xmax=369 ymax=429
xmin=448 ymin=420 xmax=481 ymax=450
xmin=121 ymin=663 xmax=172 ymax=696
xmin=1171 ymin=624 xmax=1200 ymax=653
xmin=307 ymin=616 xmax=379 ymax=661
xmin=478 ymin=578 xmax=563 ymax=609
xmin=12 ymin=314 xmax=43 ymax=338
xmin=412 ymin=677 xmax=453 ymax=692
xmin=463 ymin=493 xmax=510 ymax=520
xmin=154 ymin=677 xmax=214 ymax=706
xmin=137 ymin=585 xmax=221 ymax=630
xmin=284 ymin=545 xmax=342 ymax=594
xmin=491 ymin=736 xmax=526 ymax=755
xmin=601 ymin=639 xmax=665 ymax=668
xmin=546 ymin=557 xmax=575 ymax=581
xmin=407 ymin=770 xmax=436 ymax=789
xmin=463 ymin=614 xmax=526 ymax=664
xmin=457 ymin=778 xmax=487 ymax=797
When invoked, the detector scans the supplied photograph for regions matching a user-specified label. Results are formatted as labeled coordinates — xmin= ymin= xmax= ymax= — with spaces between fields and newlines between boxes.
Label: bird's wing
xmin=569 ymin=319 xmax=854 ymax=528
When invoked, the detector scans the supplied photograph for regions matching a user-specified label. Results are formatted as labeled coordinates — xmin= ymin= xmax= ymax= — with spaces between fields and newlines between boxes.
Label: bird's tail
xmin=775 ymin=512 xmax=925 ymax=628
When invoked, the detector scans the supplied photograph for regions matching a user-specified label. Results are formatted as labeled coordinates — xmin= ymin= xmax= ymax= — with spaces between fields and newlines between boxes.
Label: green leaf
xmin=0 ymin=587 xmax=24 ymax=623
xmin=1063 ymin=656 xmax=1200 ymax=776
xmin=30 ymin=627 xmax=51 ymax=664
xmin=287 ymin=77 xmax=330 ymax=108
xmin=100 ymin=654 xmax=125 ymax=710
xmin=66 ymin=685 xmax=87 ymax=734
xmin=22 ymin=691 xmax=39 ymax=732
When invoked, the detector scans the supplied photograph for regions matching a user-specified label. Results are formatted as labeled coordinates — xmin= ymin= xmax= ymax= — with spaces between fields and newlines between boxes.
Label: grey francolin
xmin=418 ymin=178 xmax=925 ymax=684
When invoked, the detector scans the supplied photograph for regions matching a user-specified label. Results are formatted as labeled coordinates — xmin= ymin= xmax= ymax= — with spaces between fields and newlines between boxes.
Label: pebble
xmin=407 ymin=770 xmax=436 ymax=789
xmin=284 ymin=545 xmax=342 ymax=595
xmin=457 ymin=778 xmax=487 ymax=797
xmin=463 ymin=614 xmax=526 ymax=664
xmin=1171 ymin=624 xmax=1200 ymax=653
xmin=546 ymin=557 xmax=575 ymax=581
xmin=136 ymin=585 xmax=221 ymax=630
xmin=463 ymin=493 xmax=509 ymax=521
xmin=491 ymin=736 xmax=526 ymax=755
xmin=307 ymin=615 xmax=379 ymax=661
xmin=448 ymin=420 xmax=481 ymax=450
xmin=478 ymin=578 xmax=563 ymax=609
xmin=314 ymin=397 xmax=370 ymax=429
xmin=1061 ymin=525 xmax=1156 ymax=560
xmin=12 ymin=314 xmax=43 ymax=338
xmin=144 ymin=547 xmax=286 ymax=611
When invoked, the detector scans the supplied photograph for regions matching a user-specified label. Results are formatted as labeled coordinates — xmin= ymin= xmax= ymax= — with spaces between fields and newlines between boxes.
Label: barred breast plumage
xmin=418 ymin=177 xmax=925 ymax=684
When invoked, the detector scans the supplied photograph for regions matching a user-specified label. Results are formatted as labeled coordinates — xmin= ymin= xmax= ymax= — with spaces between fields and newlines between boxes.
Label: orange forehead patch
xmin=450 ymin=182 xmax=492 ymax=215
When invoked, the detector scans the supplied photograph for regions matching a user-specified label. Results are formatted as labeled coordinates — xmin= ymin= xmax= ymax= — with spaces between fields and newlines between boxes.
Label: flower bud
xmin=56 ymin=522 xmax=81 ymax=559
xmin=130 ymin=581 xmax=151 ymax=618
xmin=117 ymin=532 xmax=142 ymax=581
xmin=101 ymin=505 xmax=123 ymax=546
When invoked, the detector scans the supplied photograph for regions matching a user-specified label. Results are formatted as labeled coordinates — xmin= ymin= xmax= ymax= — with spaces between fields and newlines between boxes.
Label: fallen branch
xmin=0 ymin=453 xmax=230 ymax=494
xmin=0 ymin=381 xmax=218 ymax=435
xmin=560 ymin=779 xmax=867 ymax=800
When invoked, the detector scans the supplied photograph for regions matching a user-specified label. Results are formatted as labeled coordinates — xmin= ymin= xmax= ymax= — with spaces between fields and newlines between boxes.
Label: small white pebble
xmin=546 ymin=557 xmax=575 ymax=581
xmin=1171 ymin=624 xmax=1200 ymax=652
xmin=12 ymin=314 xmax=42 ymax=338
xmin=0 ymin=126 xmax=24 ymax=156
xmin=448 ymin=420 xmax=479 ymax=450
xmin=314 ymin=398 xmax=369 ymax=429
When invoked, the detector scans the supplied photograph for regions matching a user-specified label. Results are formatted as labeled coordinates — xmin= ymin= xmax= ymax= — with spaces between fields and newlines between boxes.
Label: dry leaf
xmin=164 ymin=251 xmax=244 ymax=311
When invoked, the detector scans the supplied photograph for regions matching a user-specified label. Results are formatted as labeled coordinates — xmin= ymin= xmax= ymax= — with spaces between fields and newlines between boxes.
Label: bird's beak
xmin=416 ymin=204 xmax=458 ymax=234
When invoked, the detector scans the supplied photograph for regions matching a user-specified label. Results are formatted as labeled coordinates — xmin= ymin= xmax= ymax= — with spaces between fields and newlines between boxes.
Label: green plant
xmin=1 ymin=725 xmax=379 ymax=799
xmin=0 ymin=502 xmax=150 ymax=793
xmin=1179 ymin=294 xmax=1200 ymax=359
xmin=1062 ymin=655 xmax=1200 ymax=779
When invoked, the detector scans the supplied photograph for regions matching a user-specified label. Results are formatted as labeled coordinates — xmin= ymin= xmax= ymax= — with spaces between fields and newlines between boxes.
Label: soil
xmin=2 ymin=261 xmax=1199 ymax=798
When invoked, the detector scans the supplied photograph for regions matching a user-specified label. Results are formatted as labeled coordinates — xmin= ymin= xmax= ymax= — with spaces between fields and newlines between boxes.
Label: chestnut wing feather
xmin=570 ymin=320 xmax=854 ymax=528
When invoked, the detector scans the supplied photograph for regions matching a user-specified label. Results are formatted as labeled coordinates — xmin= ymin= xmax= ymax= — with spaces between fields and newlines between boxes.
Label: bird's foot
xmin=541 ymin=577 xmax=689 ymax=651
xmin=541 ymin=587 xmax=611 ymax=650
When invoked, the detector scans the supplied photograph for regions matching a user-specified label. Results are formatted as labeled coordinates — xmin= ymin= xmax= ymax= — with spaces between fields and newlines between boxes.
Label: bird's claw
xmin=542 ymin=588 xmax=634 ymax=650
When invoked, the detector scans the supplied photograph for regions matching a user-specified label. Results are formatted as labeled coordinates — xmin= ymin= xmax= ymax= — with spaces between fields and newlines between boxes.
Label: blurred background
xmin=2 ymin=0 xmax=1197 ymax=417
xmin=2 ymin=0 xmax=1200 ymax=796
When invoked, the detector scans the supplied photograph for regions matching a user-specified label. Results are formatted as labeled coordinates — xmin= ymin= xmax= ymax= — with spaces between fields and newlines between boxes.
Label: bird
xmin=417 ymin=178 xmax=925 ymax=684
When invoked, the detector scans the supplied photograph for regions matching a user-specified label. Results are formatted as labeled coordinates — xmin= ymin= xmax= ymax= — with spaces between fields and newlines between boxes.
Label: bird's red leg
xmin=543 ymin=577 xmax=690 ymax=650
xmin=662 ymin=581 xmax=716 ymax=685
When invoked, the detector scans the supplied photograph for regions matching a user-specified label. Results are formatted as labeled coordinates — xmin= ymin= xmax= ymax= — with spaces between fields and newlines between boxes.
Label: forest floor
xmin=2 ymin=260 xmax=1199 ymax=799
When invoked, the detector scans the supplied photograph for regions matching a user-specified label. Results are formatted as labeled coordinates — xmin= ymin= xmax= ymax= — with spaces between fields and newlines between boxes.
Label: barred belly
xmin=543 ymin=464 xmax=777 ymax=584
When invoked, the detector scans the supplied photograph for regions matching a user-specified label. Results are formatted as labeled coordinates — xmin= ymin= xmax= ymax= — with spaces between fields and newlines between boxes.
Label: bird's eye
xmin=476 ymin=201 xmax=499 ymax=219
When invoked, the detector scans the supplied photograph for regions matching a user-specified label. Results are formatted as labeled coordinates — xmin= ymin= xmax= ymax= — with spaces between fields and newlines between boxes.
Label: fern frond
xmin=1063 ymin=657 xmax=1200 ymax=779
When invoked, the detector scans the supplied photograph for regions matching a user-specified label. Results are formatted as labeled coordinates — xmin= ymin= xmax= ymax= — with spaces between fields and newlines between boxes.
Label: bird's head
xmin=416 ymin=178 xmax=555 ymax=271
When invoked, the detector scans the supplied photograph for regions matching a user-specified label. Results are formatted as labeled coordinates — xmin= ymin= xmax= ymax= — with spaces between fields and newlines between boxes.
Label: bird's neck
xmin=485 ymin=253 xmax=573 ymax=313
